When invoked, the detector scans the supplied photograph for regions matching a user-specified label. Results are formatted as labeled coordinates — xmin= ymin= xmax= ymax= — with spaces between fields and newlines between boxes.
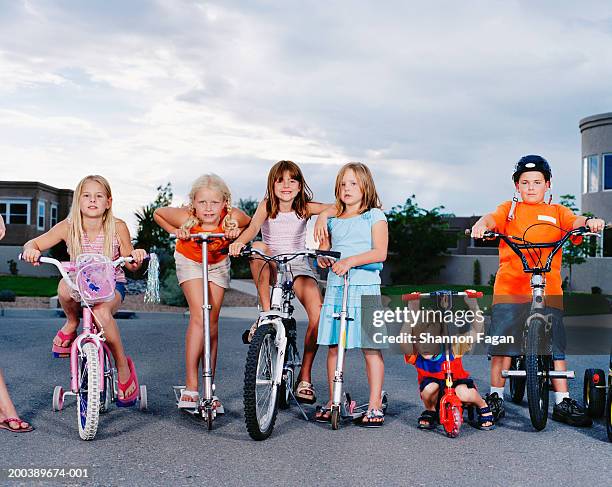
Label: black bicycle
xmin=475 ymin=225 xmax=599 ymax=430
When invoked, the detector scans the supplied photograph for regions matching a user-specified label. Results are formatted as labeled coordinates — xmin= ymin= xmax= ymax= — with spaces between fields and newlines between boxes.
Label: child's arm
xmin=471 ymin=213 xmax=497 ymax=239
xmin=0 ymin=214 xmax=5 ymax=240
xmin=307 ymin=202 xmax=335 ymax=216
xmin=454 ymin=294 xmax=484 ymax=356
xmin=116 ymin=220 xmax=146 ymax=270
xmin=313 ymin=204 xmax=338 ymax=243
xmin=22 ymin=220 xmax=69 ymax=264
xmin=331 ymin=220 xmax=387 ymax=276
xmin=153 ymin=206 xmax=192 ymax=239
xmin=572 ymin=215 xmax=605 ymax=232
xmin=224 ymin=208 xmax=251 ymax=239
xmin=315 ymin=232 xmax=335 ymax=268
xmin=228 ymin=200 xmax=268 ymax=256
xmin=399 ymin=296 xmax=421 ymax=357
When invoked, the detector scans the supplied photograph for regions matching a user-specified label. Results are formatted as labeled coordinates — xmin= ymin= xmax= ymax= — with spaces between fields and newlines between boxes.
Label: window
xmin=0 ymin=200 xmax=31 ymax=224
xmin=37 ymin=201 xmax=45 ymax=230
xmin=604 ymin=154 xmax=612 ymax=191
xmin=50 ymin=203 xmax=58 ymax=227
xmin=583 ymin=155 xmax=599 ymax=193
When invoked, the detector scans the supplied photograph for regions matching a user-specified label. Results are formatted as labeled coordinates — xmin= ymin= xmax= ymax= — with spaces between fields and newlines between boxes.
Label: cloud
xmin=1 ymin=0 xmax=612 ymax=231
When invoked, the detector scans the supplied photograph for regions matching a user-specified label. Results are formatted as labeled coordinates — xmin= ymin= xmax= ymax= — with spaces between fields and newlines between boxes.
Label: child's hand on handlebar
xmin=130 ymin=249 xmax=147 ymax=265
xmin=229 ymin=242 xmax=245 ymax=257
xmin=22 ymin=248 xmax=41 ymax=265
xmin=471 ymin=222 xmax=491 ymax=239
xmin=586 ymin=218 xmax=606 ymax=233
xmin=317 ymin=255 xmax=335 ymax=269
xmin=331 ymin=257 xmax=353 ymax=276
xmin=175 ymin=228 xmax=191 ymax=240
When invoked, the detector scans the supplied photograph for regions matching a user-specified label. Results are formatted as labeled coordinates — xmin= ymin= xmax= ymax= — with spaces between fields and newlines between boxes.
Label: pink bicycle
xmin=19 ymin=252 xmax=154 ymax=440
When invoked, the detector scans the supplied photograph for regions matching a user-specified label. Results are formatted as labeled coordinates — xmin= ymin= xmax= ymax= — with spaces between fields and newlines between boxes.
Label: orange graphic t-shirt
xmin=175 ymin=212 xmax=229 ymax=265
xmin=490 ymin=201 xmax=580 ymax=307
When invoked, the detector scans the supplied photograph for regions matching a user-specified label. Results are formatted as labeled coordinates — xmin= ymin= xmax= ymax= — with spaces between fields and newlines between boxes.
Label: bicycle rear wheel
xmin=525 ymin=317 xmax=550 ymax=431
xmin=77 ymin=342 xmax=101 ymax=440
xmin=606 ymin=383 xmax=612 ymax=442
xmin=244 ymin=324 xmax=279 ymax=440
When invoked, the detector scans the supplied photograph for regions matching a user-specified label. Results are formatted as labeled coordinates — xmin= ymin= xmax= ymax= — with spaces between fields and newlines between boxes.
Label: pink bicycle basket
xmin=75 ymin=254 xmax=116 ymax=304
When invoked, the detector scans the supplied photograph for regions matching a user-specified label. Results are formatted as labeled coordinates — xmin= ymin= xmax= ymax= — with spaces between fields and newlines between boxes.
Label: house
xmin=0 ymin=181 xmax=73 ymax=276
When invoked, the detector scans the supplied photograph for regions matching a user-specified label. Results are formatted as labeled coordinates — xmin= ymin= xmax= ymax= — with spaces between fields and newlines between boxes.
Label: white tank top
xmin=261 ymin=211 xmax=307 ymax=256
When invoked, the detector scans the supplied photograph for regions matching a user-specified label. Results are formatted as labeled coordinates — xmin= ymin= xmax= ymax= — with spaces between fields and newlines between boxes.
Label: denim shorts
xmin=115 ymin=282 xmax=127 ymax=302
xmin=489 ymin=303 xmax=566 ymax=360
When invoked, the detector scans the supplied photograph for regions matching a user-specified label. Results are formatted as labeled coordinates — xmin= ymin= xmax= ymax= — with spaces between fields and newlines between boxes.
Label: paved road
xmin=0 ymin=310 xmax=610 ymax=487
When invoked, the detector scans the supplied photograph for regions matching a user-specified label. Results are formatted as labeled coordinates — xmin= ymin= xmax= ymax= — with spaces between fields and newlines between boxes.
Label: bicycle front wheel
xmin=77 ymin=342 xmax=101 ymax=440
xmin=525 ymin=317 xmax=550 ymax=431
xmin=244 ymin=324 xmax=279 ymax=440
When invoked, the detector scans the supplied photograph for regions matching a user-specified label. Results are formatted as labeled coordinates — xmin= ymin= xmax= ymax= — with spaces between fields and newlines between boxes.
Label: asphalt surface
xmin=0 ymin=310 xmax=610 ymax=487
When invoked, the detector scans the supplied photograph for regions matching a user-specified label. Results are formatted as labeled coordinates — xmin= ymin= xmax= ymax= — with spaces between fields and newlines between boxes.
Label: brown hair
xmin=67 ymin=175 xmax=117 ymax=259
xmin=265 ymin=160 xmax=313 ymax=219
xmin=181 ymin=174 xmax=236 ymax=231
xmin=334 ymin=162 xmax=382 ymax=215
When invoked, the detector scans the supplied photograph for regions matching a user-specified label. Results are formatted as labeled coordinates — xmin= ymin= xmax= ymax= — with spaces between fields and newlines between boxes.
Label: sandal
xmin=359 ymin=408 xmax=385 ymax=428
xmin=0 ymin=417 xmax=34 ymax=433
xmin=295 ymin=381 xmax=316 ymax=404
xmin=117 ymin=357 xmax=139 ymax=407
xmin=315 ymin=405 xmax=331 ymax=423
xmin=52 ymin=329 xmax=78 ymax=358
xmin=418 ymin=410 xmax=438 ymax=430
xmin=475 ymin=406 xmax=495 ymax=431
xmin=178 ymin=389 xmax=200 ymax=409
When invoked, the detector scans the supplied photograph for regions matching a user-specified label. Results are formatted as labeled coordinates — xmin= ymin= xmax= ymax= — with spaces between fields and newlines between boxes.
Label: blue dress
xmin=317 ymin=208 xmax=387 ymax=349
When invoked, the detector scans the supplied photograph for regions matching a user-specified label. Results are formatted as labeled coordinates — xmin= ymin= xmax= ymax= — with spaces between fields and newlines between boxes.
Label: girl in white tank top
xmin=229 ymin=161 xmax=333 ymax=404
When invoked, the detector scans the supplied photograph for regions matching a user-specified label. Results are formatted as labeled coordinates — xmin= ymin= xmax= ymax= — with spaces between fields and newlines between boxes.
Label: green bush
xmin=0 ymin=289 xmax=16 ymax=302
xmin=160 ymin=269 xmax=187 ymax=307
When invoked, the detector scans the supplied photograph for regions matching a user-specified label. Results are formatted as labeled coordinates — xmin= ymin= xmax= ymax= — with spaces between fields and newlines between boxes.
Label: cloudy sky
xmin=2 ymin=0 xmax=612 ymax=230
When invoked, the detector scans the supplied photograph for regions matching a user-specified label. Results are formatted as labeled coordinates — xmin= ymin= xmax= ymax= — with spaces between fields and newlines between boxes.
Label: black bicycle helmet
xmin=512 ymin=155 xmax=552 ymax=183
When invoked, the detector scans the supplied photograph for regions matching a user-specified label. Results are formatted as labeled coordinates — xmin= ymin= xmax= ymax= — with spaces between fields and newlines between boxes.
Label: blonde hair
xmin=67 ymin=175 xmax=117 ymax=259
xmin=265 ymin=160 xmax=313 ymax=219
xmin=181 ymin=174 xmax=235 ymax=231
xmin=334 ymin=162 xmax=382 ymax=215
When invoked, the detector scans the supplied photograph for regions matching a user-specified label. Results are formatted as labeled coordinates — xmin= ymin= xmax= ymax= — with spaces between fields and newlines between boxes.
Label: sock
xmin=490 ymin=386 xmax=505 ymax=398
xmin=554 ymin=392 xmax=569 ymax=404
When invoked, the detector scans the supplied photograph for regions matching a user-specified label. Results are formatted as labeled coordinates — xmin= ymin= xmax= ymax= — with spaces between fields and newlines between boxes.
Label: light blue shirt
xmin=327 ymin=208 xmax=386 ymax=287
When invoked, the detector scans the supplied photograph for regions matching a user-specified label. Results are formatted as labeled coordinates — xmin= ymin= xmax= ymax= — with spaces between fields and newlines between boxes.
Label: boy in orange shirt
xmin=471 ymin=155 xmax=605 ymax=426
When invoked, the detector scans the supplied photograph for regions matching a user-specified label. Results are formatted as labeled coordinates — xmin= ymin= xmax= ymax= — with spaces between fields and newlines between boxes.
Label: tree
xmin=132 ymin=183 xmax=174 ymax=280
xmin=134 ymin=183 xmax=173 ymax=252
xmin=237 ymin=197 xmax=258 ymax=218
xmin=386 ymin=195 xmax=456 ymax=284
xmin=558 ymin=194 xmax=591 ymax=292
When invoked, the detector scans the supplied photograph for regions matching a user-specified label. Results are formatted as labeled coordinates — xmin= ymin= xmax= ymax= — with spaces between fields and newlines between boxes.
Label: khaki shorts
xmin=174 ymin=251 xmax=231 ymax=289
xmin=268 ymin=256 xmax=317 ymax=283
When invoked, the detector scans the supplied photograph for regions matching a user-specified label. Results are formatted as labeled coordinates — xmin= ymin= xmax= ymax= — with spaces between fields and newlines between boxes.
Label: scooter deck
xmin=173 ymin=386 xmax=225 ymax=415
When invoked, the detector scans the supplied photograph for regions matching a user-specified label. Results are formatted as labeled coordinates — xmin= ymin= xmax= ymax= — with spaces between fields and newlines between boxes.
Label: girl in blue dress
xmin=314 ymin=162 xmax=388 ymax=426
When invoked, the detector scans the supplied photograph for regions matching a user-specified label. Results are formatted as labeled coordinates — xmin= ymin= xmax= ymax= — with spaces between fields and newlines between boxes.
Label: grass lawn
xmin=0 ymin=275 xmax=60 ymax=297
xmin=382 ymin=284 xmax=611 ymax=316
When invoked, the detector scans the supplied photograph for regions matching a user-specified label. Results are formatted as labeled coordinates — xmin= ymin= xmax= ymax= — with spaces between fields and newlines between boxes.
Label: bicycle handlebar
xmin=169 ymin=232 xmax=226 ymax=240
xmin=240 ymin=246 xmax=341 ymax=262
xmin=18 ymin=253 xmax=150 ymax=289
xmin=402 ymin=290 xmax=483 ymax=301
xmin=467 ymin=226 xmax=602 ymax=274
